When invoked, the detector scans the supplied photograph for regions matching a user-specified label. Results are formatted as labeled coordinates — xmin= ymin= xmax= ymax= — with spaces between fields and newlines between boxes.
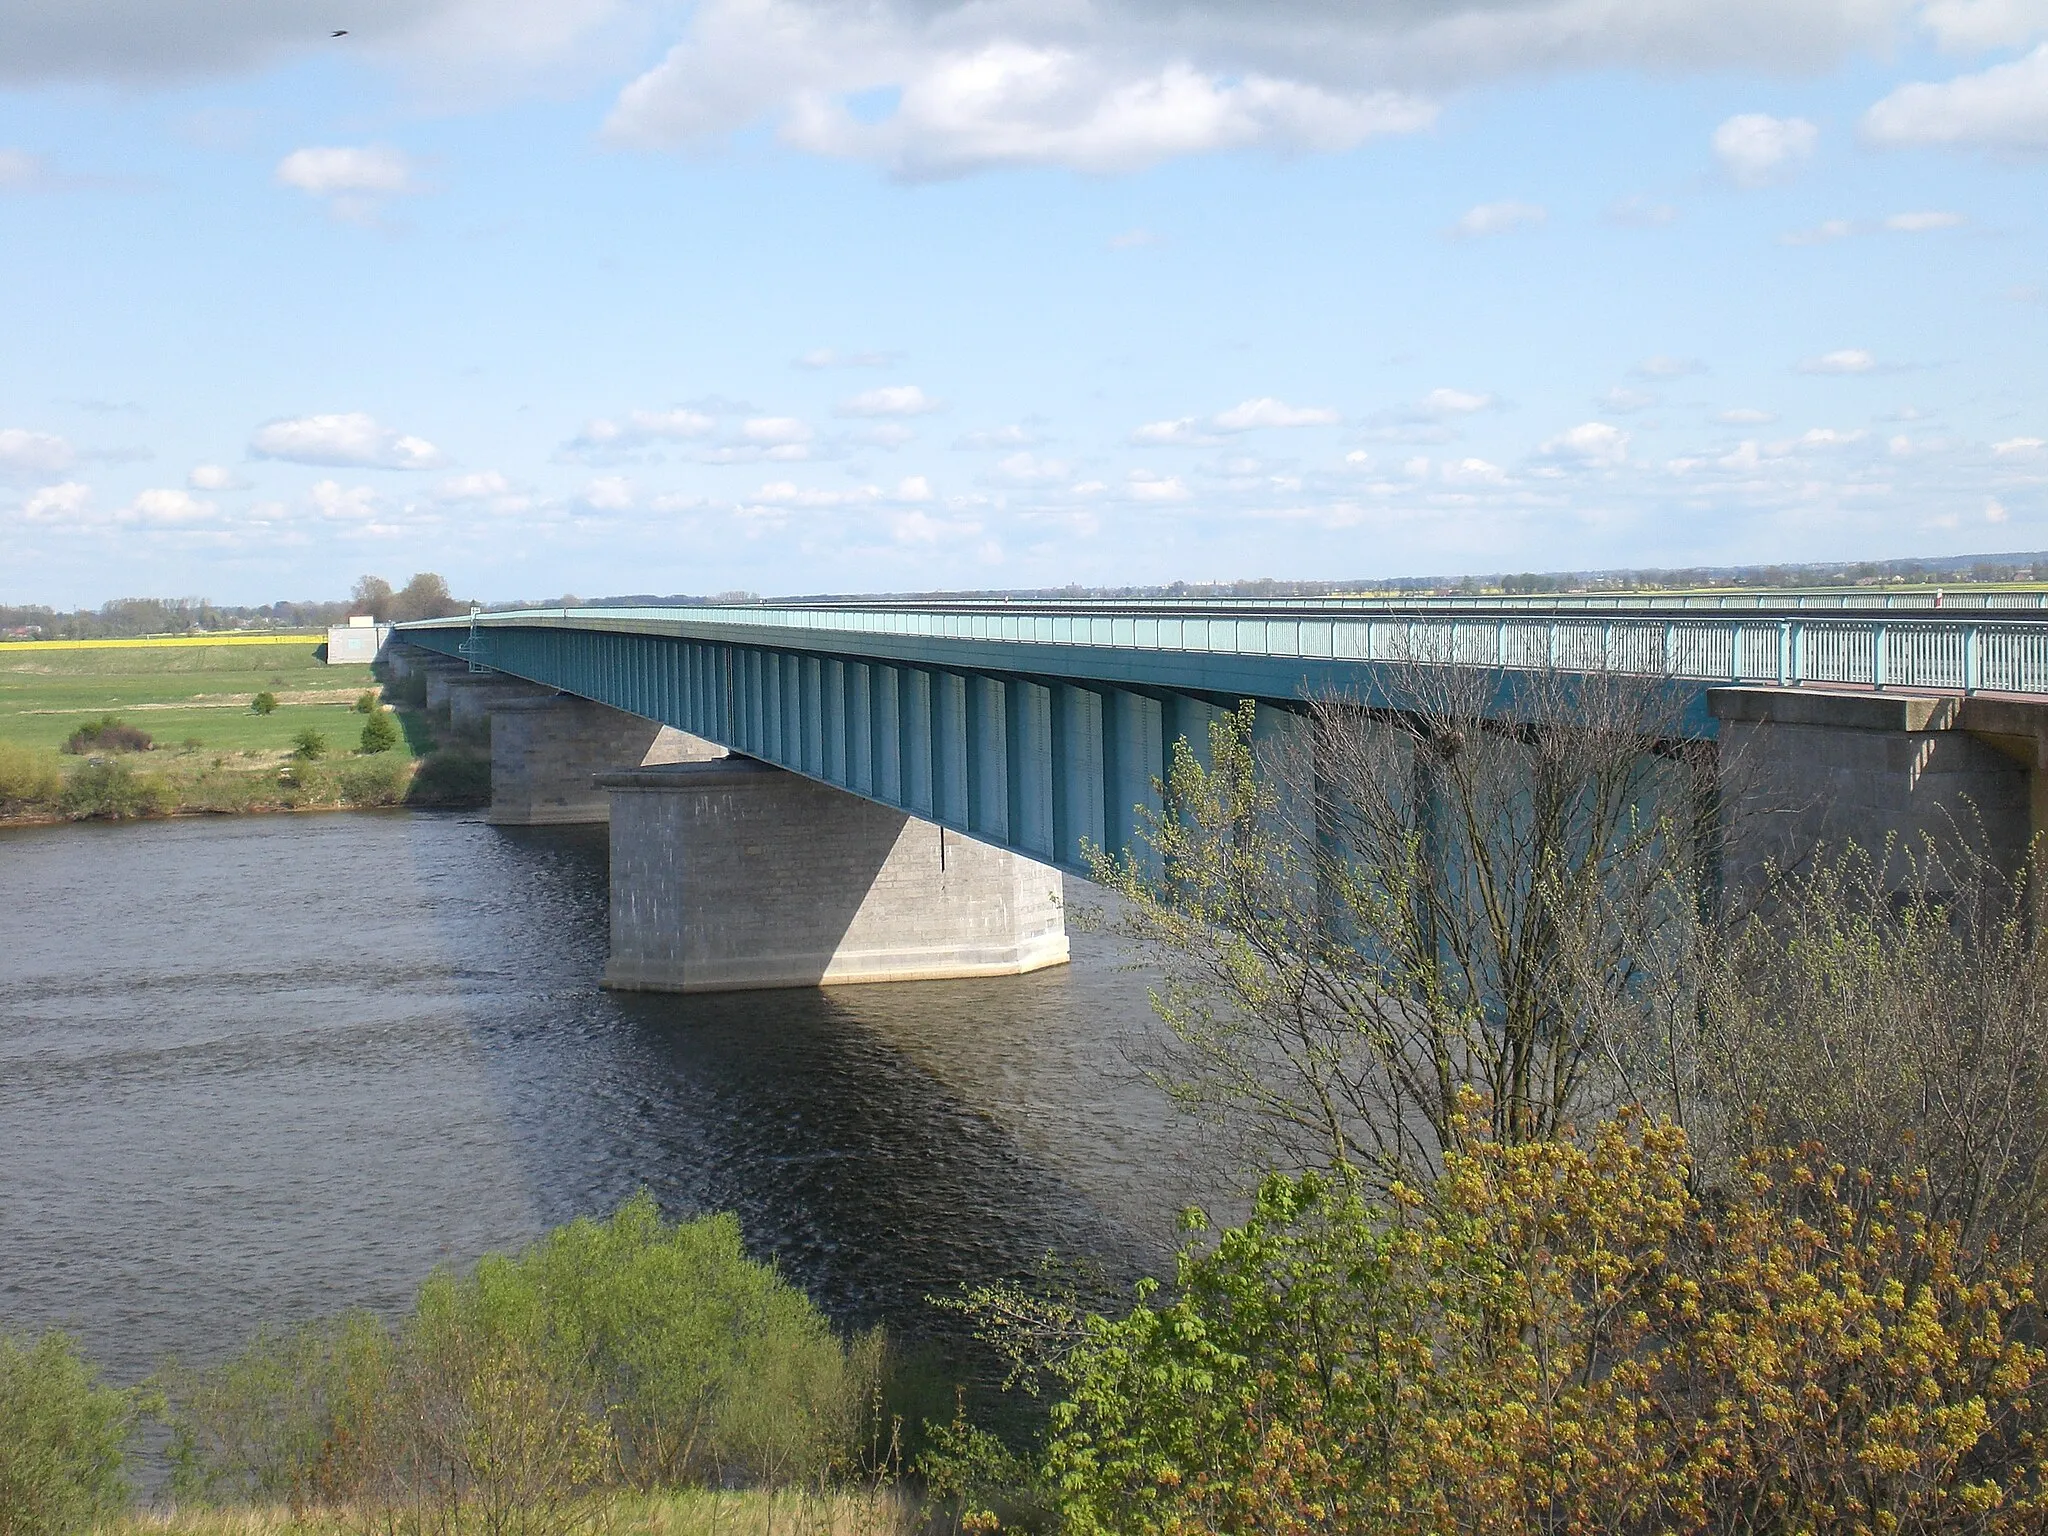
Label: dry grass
xmin=105 ymin=1489 xmax=923 ymax=1536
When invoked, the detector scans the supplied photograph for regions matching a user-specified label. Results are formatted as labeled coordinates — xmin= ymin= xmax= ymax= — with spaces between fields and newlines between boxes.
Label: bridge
xmin=392 ymin=598 xmax=2048 ymax=994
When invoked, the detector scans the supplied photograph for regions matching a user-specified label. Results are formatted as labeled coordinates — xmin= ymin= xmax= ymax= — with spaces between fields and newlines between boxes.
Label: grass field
xmin=0 ymin=636 xmax=375 ymax=760
xmin=106 ymin=1490 xmax=919 ymax=1536
xmin=0 ymin=636 xmax=478 ymax=820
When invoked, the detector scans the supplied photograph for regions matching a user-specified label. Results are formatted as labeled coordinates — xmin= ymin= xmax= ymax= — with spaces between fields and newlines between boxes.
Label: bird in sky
xmin=331 ymin=29 xmax=348 ymax=36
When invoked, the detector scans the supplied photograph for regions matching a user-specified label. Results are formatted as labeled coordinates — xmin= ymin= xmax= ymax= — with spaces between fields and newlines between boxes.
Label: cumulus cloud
xmin=1785 ymin=209 xmax=1968 ymax=242
xmin=1211 ymin=397 xmax=1340 ymax=431
xmin=742 ymin=416 xmax=812 ymax=444
xmin=1993 ymin=436 xmax=2045 ymax=455
xmin=1539 ymin=421 xmax=1630 ymax=466
xmin=1797 ymin=347 xmax=1879 ymax=373
xmin=19 ymin=481 xmax=89 ymax=522
xmin=1862 ymin=43 xmax=2048 ymax=153
xmin=251 ymin=412 xmax=442 ymax=469
xmin=1716 ymin=406 xmax=1776 ymax=424
xmin=1127 ymin=470 xmax=1190 ymax=501
xmin=309 ymin=479 xmax=384 ymax=521
xmin=122 ymin=487 xmax=216 ymax=525
xmin=838 ymin=384 xmax=941 ymax=416
xmin=0 ymin=427 xmax=75 ymax=474
xmin=1601 ymin=387 xmax=1659 ymax=413
xmin=187 ymin=463 xmax=250 ymax=491
xmin=1450 ymin=200 xmax=1545 ymax=237
xmin=1420 ymin=387 xmax=1496 ymax=414
xmin=1712 ymin=113 xmax=1818 ymax=184
xmin=988 ymin=451 xmax=1072 ymax=483
xmin=581 ymin=475 xmax=634 ymax=509
xmin=276 ymin=145 xmax=420 ymax=219
xmin=1633 ymin=355 xmax=1705 ymax=379
xmin=1131 ymin=417 xmax=1208 ymax=445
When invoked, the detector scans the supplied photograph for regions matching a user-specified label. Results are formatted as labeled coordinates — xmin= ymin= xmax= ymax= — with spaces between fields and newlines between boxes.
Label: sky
xmin=2 ymin=0 xmax=2046 ymax=607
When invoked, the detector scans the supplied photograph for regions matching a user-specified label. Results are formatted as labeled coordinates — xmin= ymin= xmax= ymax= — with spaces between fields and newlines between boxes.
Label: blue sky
xmin=2 ymin=0 xmax=2045 ymax=607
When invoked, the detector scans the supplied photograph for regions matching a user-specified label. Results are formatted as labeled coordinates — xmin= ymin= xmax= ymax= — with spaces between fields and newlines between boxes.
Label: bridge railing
xmin=431 ymin=606 xmax=2048 ymax=698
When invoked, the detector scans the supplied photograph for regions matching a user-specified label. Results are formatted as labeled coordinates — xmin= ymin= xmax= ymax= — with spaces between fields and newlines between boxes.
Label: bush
xmin=162 ymin=1195 xmax=883 ymax=1524
xmin=290 ymin=728 xmax=327 ymax=761
xmin=337 ymin=753 xmax=410 ymax=808
xmin=61 ymin=715 xmax=152 ymax=754
xmin=0 ymin=1330 xmax=146 ymax=1536
xmin=1029 ymin=1106 xmax=2048 ymax=1536
xmin=250 ymin=692 xmax=278 ymax=715
xmin=60 ymin=760 xmax=173 ymax=820
xmin=358 ymin=710 xmax=401 ymax=754
xmin=405 ymin=748 xmax=491 ymax=808
xmin=355 ymin=690 xmax=379 ymax=714
xmin=0 ymin=743 xmax=62 ymax=813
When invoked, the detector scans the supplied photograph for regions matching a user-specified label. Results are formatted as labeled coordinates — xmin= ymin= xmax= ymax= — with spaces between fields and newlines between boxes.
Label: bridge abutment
xmin=597 ymin=758 xmax=1068 ymax=993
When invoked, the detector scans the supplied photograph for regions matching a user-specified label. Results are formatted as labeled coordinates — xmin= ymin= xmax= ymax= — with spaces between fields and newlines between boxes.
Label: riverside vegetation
xmin=0 ymin=638 xmax=490 ymax=822
xmin=12 ymin=662 xmax=2048 ymax=1534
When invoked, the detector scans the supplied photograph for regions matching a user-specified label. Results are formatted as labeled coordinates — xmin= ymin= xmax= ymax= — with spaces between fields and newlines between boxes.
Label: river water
xmin=0 ymin=811 xmax=1206 ymax=1386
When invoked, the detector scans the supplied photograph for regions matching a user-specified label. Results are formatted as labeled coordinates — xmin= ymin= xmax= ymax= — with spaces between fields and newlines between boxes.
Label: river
xmin=0 ymin=810 xmax=1208 ymax=1386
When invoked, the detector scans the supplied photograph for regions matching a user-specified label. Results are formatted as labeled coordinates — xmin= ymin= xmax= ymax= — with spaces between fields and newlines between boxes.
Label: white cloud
xmin=276 ymin=145 xmax=416 ymax=195
xmin=1716 ymin=407 xmax=1776 ymax=424
xmin=1420 ymin=387 xmax=1495 ymax=414
xmin=573 ymin=407 xmax=719 ymax=449
xmin=1797 ymin=347 xmax=1878 ymax=373
xmin=838 ymin=384 xmax=941 ymax=416
xmin=1712 ymin=113 xmax=1818 ymax=185
xmin=0 ymin=427 xmax=75 ymax=474
xmin=1782 ymin=217 xmax=1856 ymax=245
xmin=1993 ymin=436 xmax=2045 ymax=455
xmin=1601 ymin=387 xmax=1659 ymax=412
xmin=1441 ymin=457 xmax=1507 ymax=484
xmin=436 ymin=469 xmax=514 ymax=500
xmin=186 ymin=463 xmax=248 ymax=491
xmin=1127 ymin=470 xmax=1190 ymax=501
xmin=582 ymin=475 xmax=634 ymax=509
xmin=741 ymin=416 xmax=813 ymax=444
xmin=1884 ymin=209 xmax=1967 ymax=230
xmin=990 ymin=451 xmax=1072 ymax=482
xmin=1131 ymin=417 xmax=1208 ymax=445
xmin=19 ymin=481 xmax=89 ymax=522
xmin=309 ymin=480 xmax=384 ymax=520
xmin=1988 ymin=497 xmax=2011 ymax=522
xmin=251 ymin=412 xmax=442 ymax=469
xmin=1211 ymin=397 xmax=1340 ymax=431
xmin=122 ymin=487 xmax=216 ymax=525
xmin=1862 ymin=43 xmax=2048 ymax=153
xmin=895 ymin=474 xmax=933 ymax=501
xmin=1920 ymin=0 xmax=2048 ymax=50
xmin=1450 ymin=200 xmax=1545 ymax=238
xmin=1540 ymin=421 xmax=1630 ymax=465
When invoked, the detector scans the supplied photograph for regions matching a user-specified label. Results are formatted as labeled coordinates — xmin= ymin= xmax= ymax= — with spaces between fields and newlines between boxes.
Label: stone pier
xmin=488 ymin=695 xmax=724 ymax=826
xmin=598 ymin=758 xmax=1068 ymax=993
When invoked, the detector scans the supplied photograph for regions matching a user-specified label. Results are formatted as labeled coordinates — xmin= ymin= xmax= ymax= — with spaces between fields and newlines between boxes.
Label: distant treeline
xmin=2 ymin=573 xmax=469 ymax=642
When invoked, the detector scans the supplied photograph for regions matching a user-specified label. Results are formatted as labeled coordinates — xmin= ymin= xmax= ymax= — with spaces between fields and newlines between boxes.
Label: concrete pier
xmin=489 ymin=695 xmax=724 ymax=826
xmin=598 ymin=758 xmax=1068 ymax=993
xmin=1712 ymin=686 xmax=2035 ymax=887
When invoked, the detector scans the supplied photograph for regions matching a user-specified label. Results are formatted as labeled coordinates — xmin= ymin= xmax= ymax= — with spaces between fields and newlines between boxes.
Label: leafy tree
xmin=0 ymin=1330 xmax=149 ymax=1536
xmin=291 ymin=728 xmax=327 ymax=761
xmin=390 ymin=573 xmax=463 ymax=624
xmin=250 ymin=691 xmax=278 ymax=715
xmin=351 ymin=575 xmax=394 ymax=623
xmin=355 ymin=690 xmax=379 ymax=714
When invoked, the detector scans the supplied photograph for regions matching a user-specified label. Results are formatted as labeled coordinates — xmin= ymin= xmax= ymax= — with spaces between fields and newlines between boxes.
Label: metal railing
xmin=414 ymin=605 xmax=2048 ymax=699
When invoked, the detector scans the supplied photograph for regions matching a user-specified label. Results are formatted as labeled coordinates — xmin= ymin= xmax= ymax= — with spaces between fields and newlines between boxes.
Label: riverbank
xmin=0 ymin=635 xmax=488 ymax=824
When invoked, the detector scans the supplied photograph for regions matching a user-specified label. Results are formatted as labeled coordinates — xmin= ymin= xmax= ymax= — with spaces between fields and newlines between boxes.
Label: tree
xmin=1092 ymin=659 xmax=1714 ymax=1193
xmin=390 ymin=573 xmax=461 ymax=624
xmin=351 ymin=575 xmax=394 ymax=623
xmin=359 ymin=711 xmax=401 ymax=755
xmin=0 ymin=1330 xmax=147 ymax=1536
xmin=250 ymin=691 xmax=277 ymax=715
xmin=291 ymin=728 xmax=327 ymax=761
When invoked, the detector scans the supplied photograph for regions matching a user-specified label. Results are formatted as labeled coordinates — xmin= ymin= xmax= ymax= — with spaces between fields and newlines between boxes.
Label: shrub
xmin=60 ymin=760 xmax=173 ymax=820
xmin=250 ymin=692 xmax=278 ymax=715
xmin=405 ymin=748 xmax=491 ymax=808
xmin=290 ymin=729 xmax=327 ymax=761
xmin=0 ymin=1330 xmax=146 ymax=1536
xmin=0 ymin=743 xmax=62 ymax=813
xmin=358 ymin=710 xmax=401 ymax=754
xmin=61 ymin=715 xmax=152 ymax=754
xmin=162 ymin=1195 xmax=882 ymax=1523
xmin=1030 ymin=1107 xmax=2048 ymax=1536
xmin=355 ymin=690 xmax=379 ymax=714
xmin=337 ymin=754 xmax=410 ymax=808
